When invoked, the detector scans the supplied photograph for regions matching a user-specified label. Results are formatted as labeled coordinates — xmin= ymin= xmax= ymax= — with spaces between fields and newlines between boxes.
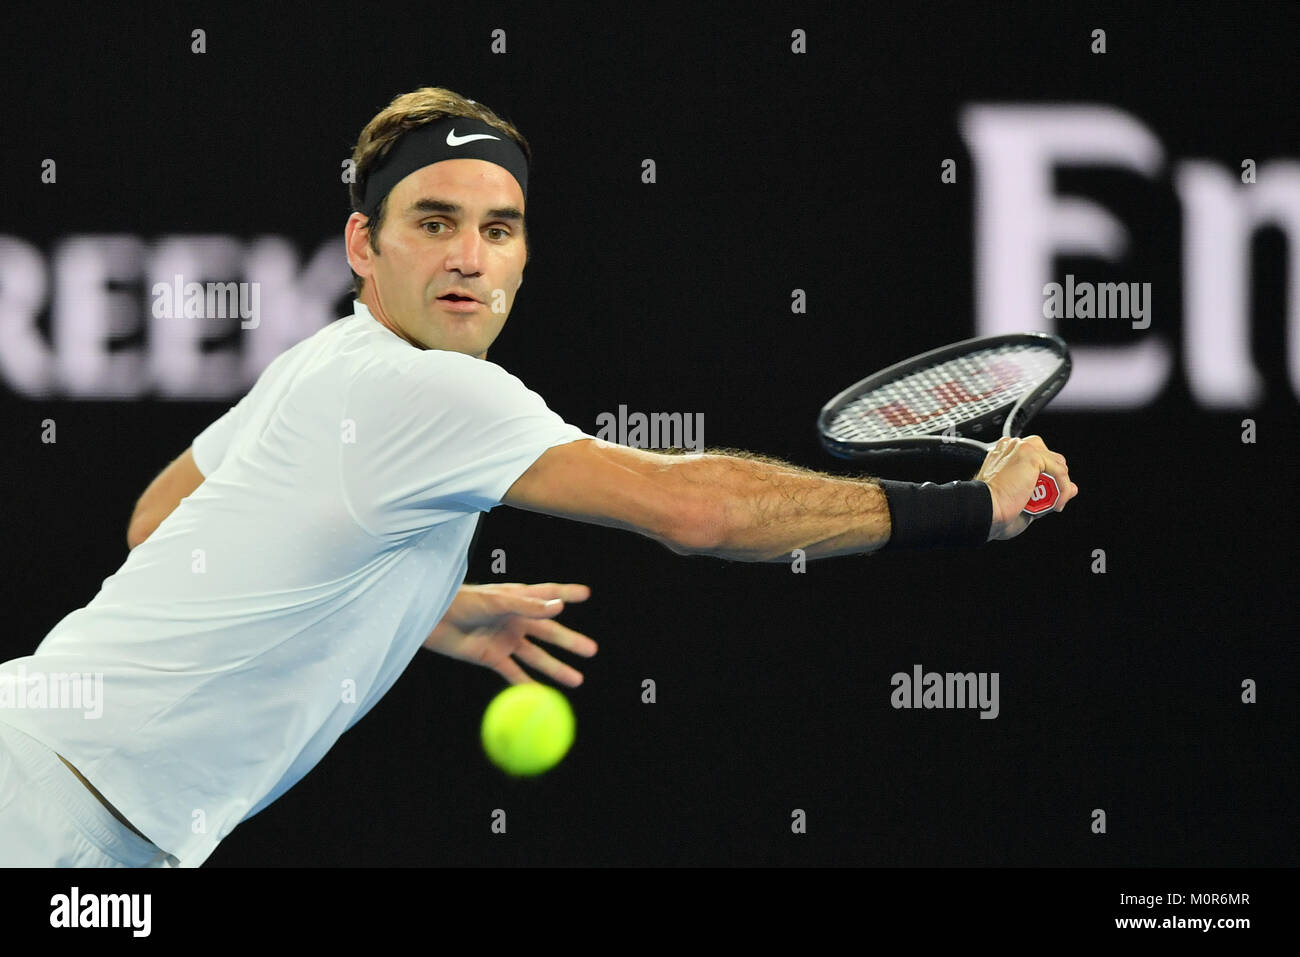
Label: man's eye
xmin=487 ymin=227 xmax=508 ymax=240
xmin=422 ymin=222 xmax=445 ymax=234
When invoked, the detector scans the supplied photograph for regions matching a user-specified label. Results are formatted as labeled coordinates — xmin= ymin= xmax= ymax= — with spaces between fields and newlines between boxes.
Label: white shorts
xmin=0 ymin=720 xmax=178 ymax=867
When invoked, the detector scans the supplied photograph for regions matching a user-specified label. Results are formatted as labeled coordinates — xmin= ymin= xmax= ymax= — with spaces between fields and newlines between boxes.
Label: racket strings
xmin=827 ymin=343 xmax=1062 ymax=441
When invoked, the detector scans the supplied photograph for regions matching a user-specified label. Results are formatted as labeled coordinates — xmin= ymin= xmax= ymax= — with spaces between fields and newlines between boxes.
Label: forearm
xmin=127 ymin=448 xmax=206 ymax=549
xmin=127 ymin=499 xmax=181 ymax=548
xmin=670 ymin=450 xmax=899 ymax=562
xmin=128 ymin=495 xmax=193 ymax=549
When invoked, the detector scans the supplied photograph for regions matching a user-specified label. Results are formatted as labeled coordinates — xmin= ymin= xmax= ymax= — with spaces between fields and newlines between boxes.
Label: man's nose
xmin=445 ymin=227 xmax=484 ymax=274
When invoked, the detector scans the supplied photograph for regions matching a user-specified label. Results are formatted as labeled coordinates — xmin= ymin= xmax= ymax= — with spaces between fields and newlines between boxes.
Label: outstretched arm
xmin=504 ymin=441 xmax=892 ymax=561
xmin=502 ymin=437 xmax=1076 ymax=561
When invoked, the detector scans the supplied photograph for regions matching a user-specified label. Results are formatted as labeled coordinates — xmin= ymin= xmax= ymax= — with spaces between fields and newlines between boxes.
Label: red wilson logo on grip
xmin=1022 ymin=474 xmax=1059 ymax=515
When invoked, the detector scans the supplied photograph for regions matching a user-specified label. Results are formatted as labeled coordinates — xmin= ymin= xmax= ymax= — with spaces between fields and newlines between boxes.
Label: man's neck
xmin=358 ymin=294 xmax=488 ymax=360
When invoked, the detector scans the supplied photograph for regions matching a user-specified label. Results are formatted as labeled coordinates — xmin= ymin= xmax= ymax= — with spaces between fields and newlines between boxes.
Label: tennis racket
xmin=817 ymin=332 xmax=1072 ymax=516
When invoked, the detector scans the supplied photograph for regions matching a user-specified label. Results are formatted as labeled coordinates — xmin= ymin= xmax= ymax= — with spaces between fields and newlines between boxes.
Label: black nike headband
xmin=359 ymin=115 xmax=529 ymax=222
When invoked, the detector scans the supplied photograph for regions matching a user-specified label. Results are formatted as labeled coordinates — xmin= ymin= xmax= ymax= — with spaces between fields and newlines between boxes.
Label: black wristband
xmin=877 ymin=479 xmax=992 ymax=551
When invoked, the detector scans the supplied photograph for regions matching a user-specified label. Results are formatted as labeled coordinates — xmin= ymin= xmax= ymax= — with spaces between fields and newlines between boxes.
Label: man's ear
xmin=344 ymin=212 xmax=377 ymax=279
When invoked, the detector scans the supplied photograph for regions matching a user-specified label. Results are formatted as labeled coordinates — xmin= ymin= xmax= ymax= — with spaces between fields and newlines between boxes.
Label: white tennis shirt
xmin=0 ymin=301 xmax=588 ymax=866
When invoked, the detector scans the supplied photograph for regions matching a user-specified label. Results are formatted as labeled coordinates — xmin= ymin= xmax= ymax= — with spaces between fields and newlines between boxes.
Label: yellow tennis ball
xmin=481 ymin=683 xmax=576 ymax=776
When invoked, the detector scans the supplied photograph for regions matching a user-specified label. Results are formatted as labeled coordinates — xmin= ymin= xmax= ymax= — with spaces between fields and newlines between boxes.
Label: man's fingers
xmin=497 ymin=584 xmax=592 ymax=619
xmin=525 ymin=617 xmax=598 ymax=657
xmin=500 ymin=592 xmax=573 ymax=619
xmin=980 ymin=436 xmax=1017 ymax=470
xmin=1042 ymin=452 xmax=1075 ymax=512
xmin=500 ymin=582 xmax=591 ymax=603
xmin=495 ymin=657 xmax=534 ymax=686
xmin=985 ymin=434 xmax=1078 ymax=536
xmin=513 ymin=639 xmax=584 ymax=687
xmin=1021 ymin=439 xmax=1076 ymax=513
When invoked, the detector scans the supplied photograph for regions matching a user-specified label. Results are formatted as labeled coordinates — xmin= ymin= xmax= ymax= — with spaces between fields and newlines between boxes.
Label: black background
xmin=1 ymin=1 xmax=1296 ymax=868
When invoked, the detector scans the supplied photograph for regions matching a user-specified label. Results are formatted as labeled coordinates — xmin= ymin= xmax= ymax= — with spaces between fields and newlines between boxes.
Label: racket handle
xmin=1021 ymin=473 xmax=1060 ymax=516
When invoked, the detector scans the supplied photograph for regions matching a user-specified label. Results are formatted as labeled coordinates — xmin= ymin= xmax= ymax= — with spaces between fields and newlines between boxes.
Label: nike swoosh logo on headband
xmin=446 ymin=129 xmax=501 ymax=146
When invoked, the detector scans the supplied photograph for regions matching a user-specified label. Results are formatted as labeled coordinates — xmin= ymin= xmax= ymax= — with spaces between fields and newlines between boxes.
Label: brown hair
xmin=348 ymin=87 xmax=532 ymax=296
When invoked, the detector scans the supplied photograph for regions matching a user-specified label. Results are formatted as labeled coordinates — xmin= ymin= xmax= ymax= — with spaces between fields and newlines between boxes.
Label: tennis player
xmin=0 ymin=87 xmax=1076 ymax=867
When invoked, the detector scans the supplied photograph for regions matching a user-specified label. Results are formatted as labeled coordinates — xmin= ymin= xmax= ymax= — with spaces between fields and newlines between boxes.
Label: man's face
xmin=346 ymin=158 xmax=527 ymax=357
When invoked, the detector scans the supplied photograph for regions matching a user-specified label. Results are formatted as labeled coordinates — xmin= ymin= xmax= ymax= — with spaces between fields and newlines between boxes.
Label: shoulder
xmin=347 ymin=345 xmax=542 ymax=416
xmin=362 ymin=343 xmax=522 ymax=389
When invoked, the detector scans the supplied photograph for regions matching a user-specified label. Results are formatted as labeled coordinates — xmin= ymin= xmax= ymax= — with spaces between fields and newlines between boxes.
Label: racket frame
xmin=817 ymin=332 xmax=1072 ymax=463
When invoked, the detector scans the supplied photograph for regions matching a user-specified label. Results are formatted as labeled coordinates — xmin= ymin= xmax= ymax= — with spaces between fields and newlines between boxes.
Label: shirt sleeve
xmin=191 ymin=393 xmax=252 ymax=477
xmin=339 ymin=352 xmax=590 ymax=537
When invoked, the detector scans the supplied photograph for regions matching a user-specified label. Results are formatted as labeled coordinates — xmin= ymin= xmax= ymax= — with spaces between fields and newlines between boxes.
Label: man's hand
xmin=975 ymin=435 xmax=1078 ymax=542
xmin=422 ymin=583 xmax=596 ymax=686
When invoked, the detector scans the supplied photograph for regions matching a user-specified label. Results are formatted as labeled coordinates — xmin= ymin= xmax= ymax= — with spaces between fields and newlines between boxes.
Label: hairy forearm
xmin=666 ymin=449 xmax=896 ymax=562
